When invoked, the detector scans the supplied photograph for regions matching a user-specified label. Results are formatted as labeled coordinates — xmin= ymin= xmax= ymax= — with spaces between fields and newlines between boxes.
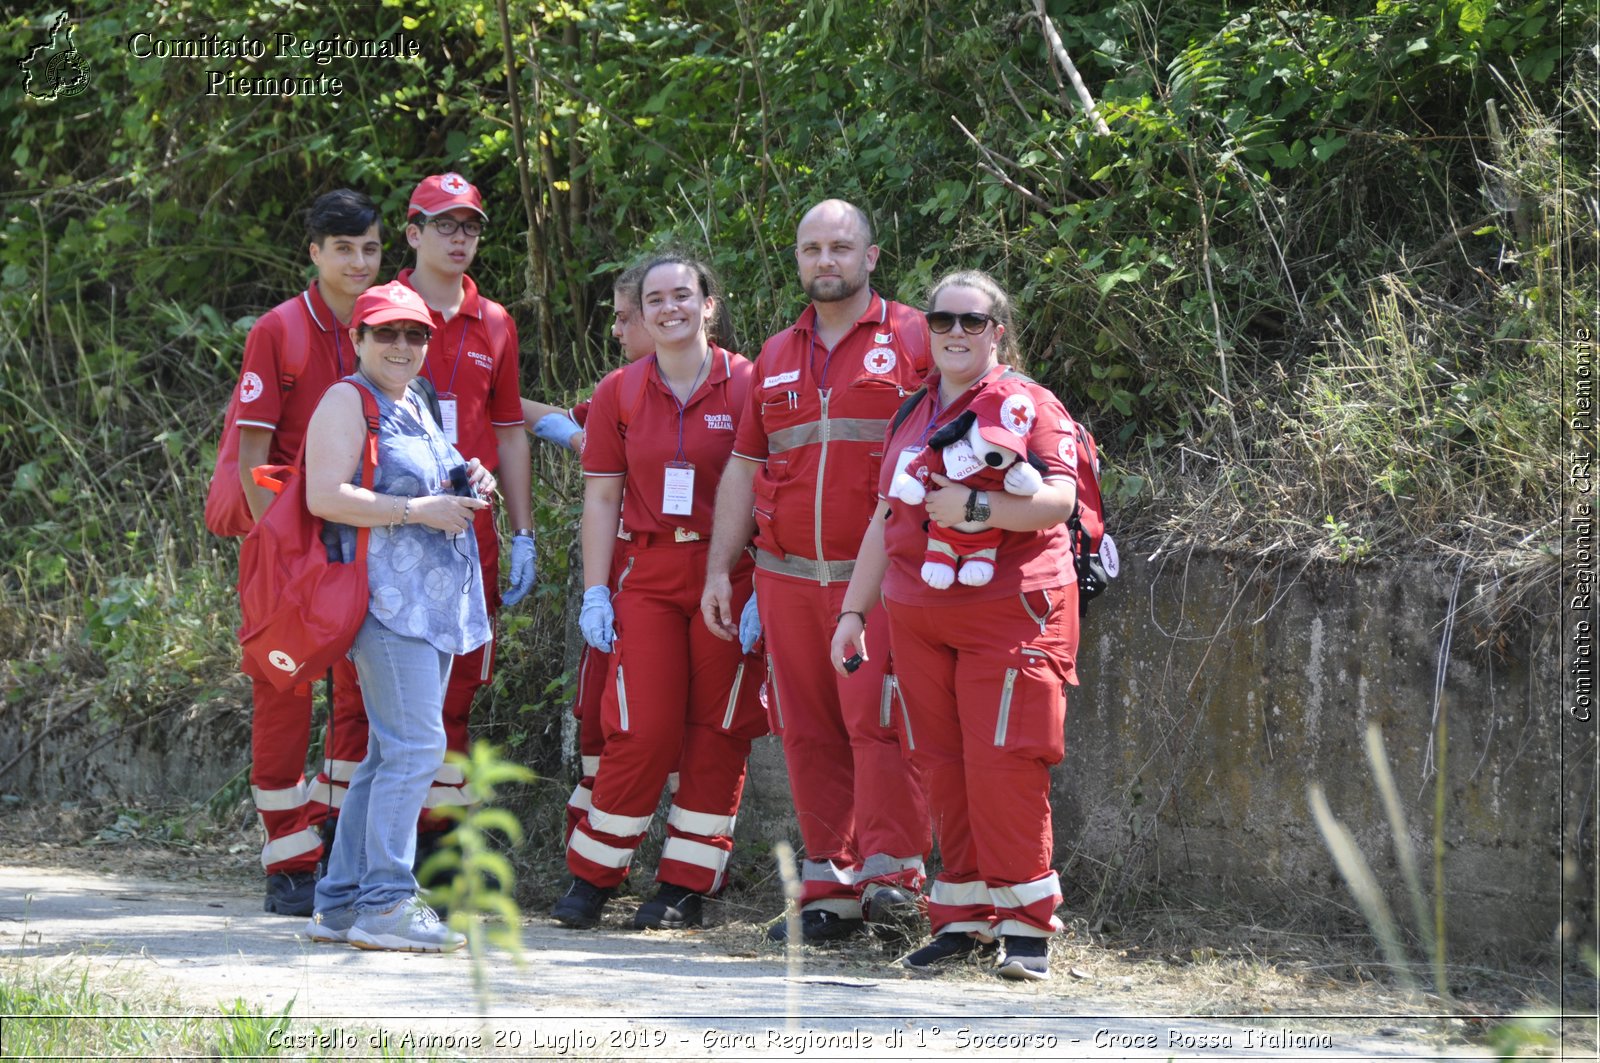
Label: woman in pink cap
xmin=297 ymin=281 xmax=495 ymax=952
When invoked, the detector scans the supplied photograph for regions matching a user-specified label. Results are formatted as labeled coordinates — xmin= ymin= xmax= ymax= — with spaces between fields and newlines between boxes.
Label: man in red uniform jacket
xmin=233 ymin=189 xmax=382 ymax=915
xmin=702 ymin=199 xmax=932 ymax=943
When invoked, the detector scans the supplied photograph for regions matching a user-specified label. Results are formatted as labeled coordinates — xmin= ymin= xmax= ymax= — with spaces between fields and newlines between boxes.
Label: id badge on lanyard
xmin=663 ymin=461 xmax=695 ymax=516
xmin=438 ymin=394 xmax=459 ymax=445
xmin=892 ymin=446 xmax=922 ymax=483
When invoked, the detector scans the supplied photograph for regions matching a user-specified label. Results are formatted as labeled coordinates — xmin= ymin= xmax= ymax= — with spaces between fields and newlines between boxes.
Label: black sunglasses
xmin=926 ymin=310 xmax=994 ymax=335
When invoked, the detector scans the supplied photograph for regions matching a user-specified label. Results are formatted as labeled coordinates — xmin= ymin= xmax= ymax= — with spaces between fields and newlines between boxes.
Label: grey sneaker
xmin=300 ymin=906 xmax=358 ymax=944
xmin=347 ymin=897 xmax=465 ymax=953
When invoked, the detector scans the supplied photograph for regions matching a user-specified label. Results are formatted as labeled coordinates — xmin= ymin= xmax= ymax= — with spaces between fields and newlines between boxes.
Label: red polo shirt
xmin=235 ymin=281 xmax=355 ymax=465
xmin=879 ymin=365 xmax=1080 ymax=604
xmin=395 ymin=268 xmax=524 ymax=470
xmin=583 ymin=347 xmax=752 ymax=537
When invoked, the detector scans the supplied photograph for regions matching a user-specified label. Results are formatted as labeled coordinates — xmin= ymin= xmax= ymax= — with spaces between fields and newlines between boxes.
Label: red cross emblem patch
xmin=440 ymin=173 xmax=470 ymax=195
xmin=239 ymin=371 xmax=264 ymax=404
xmin=1001 ymin=393 xmax=1035 ymax=436
xmin=864 ymin=346 xmax=896 ymax=374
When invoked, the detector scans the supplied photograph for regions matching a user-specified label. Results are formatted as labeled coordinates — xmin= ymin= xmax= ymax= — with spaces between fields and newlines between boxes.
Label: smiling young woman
xmin=554 ymin=254 xmax=766 ymax=933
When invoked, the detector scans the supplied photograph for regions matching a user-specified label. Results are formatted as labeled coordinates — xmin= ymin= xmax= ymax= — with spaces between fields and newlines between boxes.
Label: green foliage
xmin=0 ymin=0 xmax=1584 ymax=759
xmin=418 ymin=741 xmax=537 ymax=1013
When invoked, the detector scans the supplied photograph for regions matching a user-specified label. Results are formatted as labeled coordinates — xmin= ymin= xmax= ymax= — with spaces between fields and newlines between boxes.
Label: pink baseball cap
xmin=967 ymin=381 xmax=1038 ymax=457
xmin=351 ymin=282 xmax=434 ymax=329
xmin=408 ymin=172 xmax=486 ymax=219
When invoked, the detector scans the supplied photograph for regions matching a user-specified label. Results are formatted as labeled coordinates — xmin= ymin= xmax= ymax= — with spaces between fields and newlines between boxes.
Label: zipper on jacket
xmin=993 ymin=668 xmax=1018 ymax=746
xmin=879 ymin=673 xmax=894 ymax=728
xmin=616 ymin=664 xmax=630 ymax=732
xmin=814 ymin=389 xmax=831 ymax=582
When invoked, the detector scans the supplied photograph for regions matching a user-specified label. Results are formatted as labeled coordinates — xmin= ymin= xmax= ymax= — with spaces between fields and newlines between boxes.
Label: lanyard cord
xmin=422 ymin=319 xmax=469 ymax=395
xmin=659 ymin=348 xmax=711 ymax=463
xmin=916 ymin=389 xmax=945 ymax=447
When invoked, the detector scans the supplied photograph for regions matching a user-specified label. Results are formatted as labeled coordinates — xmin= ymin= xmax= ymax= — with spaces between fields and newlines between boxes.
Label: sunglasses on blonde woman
xmin=926 ymin=310 xmax=994 ymax=335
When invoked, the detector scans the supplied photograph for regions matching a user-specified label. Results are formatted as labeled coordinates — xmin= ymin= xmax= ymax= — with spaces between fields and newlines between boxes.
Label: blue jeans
xmin=314 ymin=614 xmax=452 ymax=914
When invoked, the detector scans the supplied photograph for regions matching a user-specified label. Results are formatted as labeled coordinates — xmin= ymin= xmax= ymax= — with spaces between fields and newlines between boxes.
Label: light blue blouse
xmin=338 ymin=374 xmax=491 ymax=657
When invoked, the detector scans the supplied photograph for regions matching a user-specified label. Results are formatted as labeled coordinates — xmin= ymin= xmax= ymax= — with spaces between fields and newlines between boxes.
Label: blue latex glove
xmin=533 ymin=412 xmax=583 ymax=451
xmin=738 ymin=593 xmax=762 ymax=654
xmin=579 ymin=585 xmax=616 ymax=652
xmin=502 ymin=533 xmax=536 ymax=607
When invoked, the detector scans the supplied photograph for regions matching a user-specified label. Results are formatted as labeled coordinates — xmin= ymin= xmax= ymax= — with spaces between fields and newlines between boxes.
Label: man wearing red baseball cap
xmin=321 ymin=173 xmax=534 ymax=867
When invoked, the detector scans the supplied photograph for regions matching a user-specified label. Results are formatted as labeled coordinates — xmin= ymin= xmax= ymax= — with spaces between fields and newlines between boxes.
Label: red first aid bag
xmin=237 ymin=384 xmax=378 ymax=692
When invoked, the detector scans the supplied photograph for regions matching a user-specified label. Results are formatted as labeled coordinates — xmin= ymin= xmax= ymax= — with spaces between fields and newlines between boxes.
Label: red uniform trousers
xmin=565 ymin=647 xmax=689 ymax=840
xmin=564 ymin=643 xmax=612 ymax=841
xmin=755 ymin=569 xmax=930 ymax=918
xmin=247 ymin=652 xmax=362 ymax=874
xmin=564 ymin=547 xmax=686 ymax=841
xmin=566 ymin=540 xmax=766 ymax=894
xmin=325 ymin=509 xmax=499 ymax=828
xmin=884 ymin=585 xmax=1077 ymax=939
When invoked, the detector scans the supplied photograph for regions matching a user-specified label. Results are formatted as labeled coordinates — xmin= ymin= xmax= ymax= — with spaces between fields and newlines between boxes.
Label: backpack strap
xmin=722 ymin=348 xmax=753 ymax=422
xmin=408 ymin=376 xmax=445 ymax=430
xmin=480 ymin=299 xmax=514 ymax=362
xmin=278 ymin=290 xmax=317 ymax=392
xmin=889 ymin=386 xmax=927 ymax=435
xmin=350 ymin=385 xmax=380 ymax=567
xmin=617 ymin=355 xmax=653 ymax=432
xmin=888 ymin=368 xmax=1032 ymax=438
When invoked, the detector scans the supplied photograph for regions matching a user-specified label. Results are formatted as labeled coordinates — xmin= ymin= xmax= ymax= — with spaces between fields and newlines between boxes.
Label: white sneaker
xmin=347 ymin=897 xmax=464 ymax=953
xmin=300 ymin=906 xmax=358 ymax=943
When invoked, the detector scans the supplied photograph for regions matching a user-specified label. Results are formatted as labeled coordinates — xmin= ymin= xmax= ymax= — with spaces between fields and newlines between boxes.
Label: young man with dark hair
xmin=232 ymin=188 xmax=383 ymax=916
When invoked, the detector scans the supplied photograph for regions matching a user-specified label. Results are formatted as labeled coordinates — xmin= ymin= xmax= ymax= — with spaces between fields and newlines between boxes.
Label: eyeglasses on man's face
xmin=424 ymin=216 xmax=485 ymax=238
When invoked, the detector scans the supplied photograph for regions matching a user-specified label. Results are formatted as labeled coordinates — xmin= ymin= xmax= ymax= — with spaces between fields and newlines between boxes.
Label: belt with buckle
xmin=755 ymin=548 xmax=855 ymax=583
xmin=624 ymin=527 xmax=702 ymax=547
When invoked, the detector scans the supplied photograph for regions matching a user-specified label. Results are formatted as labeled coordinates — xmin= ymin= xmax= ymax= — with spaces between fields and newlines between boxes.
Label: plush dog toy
xmin=888 ymin=382 xmax=1047 ymax=588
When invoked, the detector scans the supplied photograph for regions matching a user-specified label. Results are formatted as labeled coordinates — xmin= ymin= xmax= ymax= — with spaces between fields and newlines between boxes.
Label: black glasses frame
xmin=426 ymin=216 xmax=485 ymax=237
xmin=926 ymin=310 xmax=995 ymax=335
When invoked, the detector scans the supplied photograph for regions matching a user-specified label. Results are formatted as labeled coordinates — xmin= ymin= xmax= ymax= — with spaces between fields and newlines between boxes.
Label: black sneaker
xmin=765 ymin=908 xmax=865 ymax=944
xmin=996 ymin=934 xmax=1051 ymax=981
xmin=633 ymin=884 xmax=704 ymax=930
xmin=899 ymin=932 xmax=997 ymax=971
xmin=263 ymin=870 xmax=317 ymax=916
xmin=551 ymin=877 xmax=613 ymax=929
xmin=315 ymin=816 xmax=338 ymax=878
xmin=861 ymin=882 xmax=922 ymax=933
xmin=413 ymin=828 xmax=450 ymax=880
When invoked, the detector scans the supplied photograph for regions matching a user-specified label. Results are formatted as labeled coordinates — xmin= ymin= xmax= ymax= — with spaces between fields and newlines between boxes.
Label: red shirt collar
xmin=792 ymin=290 xmax=887 ymax=336
xmin=394 ymin=268 xmax=483 ymax=320
xmin=303 ymin=280 xmax=342 ymax=332
xmin=922 ymin=362 xmax=1010 ymax=414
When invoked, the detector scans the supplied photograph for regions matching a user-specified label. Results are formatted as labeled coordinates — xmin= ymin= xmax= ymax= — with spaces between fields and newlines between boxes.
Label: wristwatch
xmin=965 ymin=489 xmax=991 ymax=523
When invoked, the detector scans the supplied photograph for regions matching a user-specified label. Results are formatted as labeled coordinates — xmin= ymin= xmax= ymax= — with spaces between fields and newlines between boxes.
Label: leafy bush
xmin=0 ymin=0 xmax=1584 ymax=759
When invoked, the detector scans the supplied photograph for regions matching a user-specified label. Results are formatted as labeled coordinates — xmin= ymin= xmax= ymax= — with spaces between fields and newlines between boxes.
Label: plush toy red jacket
xmin=887 ymin=382 xmax=1048 ymax=588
